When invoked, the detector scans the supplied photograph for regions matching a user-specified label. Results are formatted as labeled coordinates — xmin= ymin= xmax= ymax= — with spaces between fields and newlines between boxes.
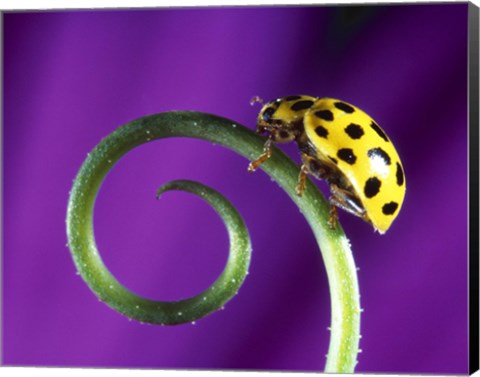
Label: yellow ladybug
xmin=248 ymin=95 xmax=406 ymax=234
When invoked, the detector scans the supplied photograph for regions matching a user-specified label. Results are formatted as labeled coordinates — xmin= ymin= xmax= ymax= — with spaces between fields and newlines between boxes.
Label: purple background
xmin=3 ymin=4 xmax=469 ymax=374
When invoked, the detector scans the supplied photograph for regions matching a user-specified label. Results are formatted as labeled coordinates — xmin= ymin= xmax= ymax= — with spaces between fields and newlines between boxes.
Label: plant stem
xmin=66 ymin=111 xmax=360 ymax=372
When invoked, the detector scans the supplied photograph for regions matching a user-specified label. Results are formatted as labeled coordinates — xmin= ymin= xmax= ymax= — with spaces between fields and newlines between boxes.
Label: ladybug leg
xmin=328 ymin=205 xmax=339 ymax=229
xmin=248 ymin=139 xmax=272 ymax=172
xmin=296 ymin=164 xmax=309 ymax=196
xmin=328 ymin=183 xmax=368 ymax=228
xmin=296 ymin=153 xmax=329 ymax=197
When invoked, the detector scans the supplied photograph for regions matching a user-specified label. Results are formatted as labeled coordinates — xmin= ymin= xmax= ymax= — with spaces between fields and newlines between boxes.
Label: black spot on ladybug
xmin=367 ymin=147 xmax=391 ymax=165
xmin=291 ymin=100 xmax=314 ymax=111
xmin=370 ymin=121 xmax=389 ymax=142
xmin=364 ymin=177 xmax=381 ymax=198
xmin=314 ymin=110 xmax=334 ymax=121
xmin=285 ymin=95 xmax=302 ymax=101
xmin=315 ymin=125 xmax=329 ymax=138
xmin=344 ymin=123 xmax=364 ymax=139
xmin=334 ymin=101 xmax=355 ymax=113
xmin=396 ymin=162 xmax=404 ymax=186
xmin=382 ymin=201 xmax=399 ymax=215
xmin=262 ymin=107 xmax=276 ymax=121
xmin=337 ymin=148 xmax=357 ymax=164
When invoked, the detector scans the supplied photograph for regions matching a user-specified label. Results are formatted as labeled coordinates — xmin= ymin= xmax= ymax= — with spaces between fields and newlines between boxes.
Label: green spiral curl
xmin=66 ymin=111 xmax=361 ymax=372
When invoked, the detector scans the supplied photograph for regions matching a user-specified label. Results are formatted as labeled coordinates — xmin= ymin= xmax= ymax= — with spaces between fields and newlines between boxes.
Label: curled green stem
xmin=66 ymin=111 xmax=360 ymax=372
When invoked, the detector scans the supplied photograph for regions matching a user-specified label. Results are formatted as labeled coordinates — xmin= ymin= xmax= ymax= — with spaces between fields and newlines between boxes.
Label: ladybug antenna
xmin=250 ymin=96 xmax=264 ymax=106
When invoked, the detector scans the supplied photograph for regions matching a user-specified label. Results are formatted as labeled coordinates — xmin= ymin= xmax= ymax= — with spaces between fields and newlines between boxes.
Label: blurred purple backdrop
xmin=3 ymin=3 xmax=469 ymax=374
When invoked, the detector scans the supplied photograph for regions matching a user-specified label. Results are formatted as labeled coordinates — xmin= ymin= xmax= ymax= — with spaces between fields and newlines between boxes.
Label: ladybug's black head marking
xmin=261 ymin=106 xmax=276 ymax=122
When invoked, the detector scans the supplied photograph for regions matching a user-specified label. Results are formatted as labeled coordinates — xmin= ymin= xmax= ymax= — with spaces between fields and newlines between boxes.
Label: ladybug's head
xmin=253 ymin=96 xmax=304 ymax=143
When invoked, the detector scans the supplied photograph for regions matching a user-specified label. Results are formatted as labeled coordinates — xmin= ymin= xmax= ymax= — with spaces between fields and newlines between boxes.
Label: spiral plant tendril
xmin=66 ymin=111 xmax=361 ymax=373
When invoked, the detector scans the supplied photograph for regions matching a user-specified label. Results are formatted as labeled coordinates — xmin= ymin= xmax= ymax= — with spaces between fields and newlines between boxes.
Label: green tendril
xmin=66 ymin=111 xmax=360 ymax=372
